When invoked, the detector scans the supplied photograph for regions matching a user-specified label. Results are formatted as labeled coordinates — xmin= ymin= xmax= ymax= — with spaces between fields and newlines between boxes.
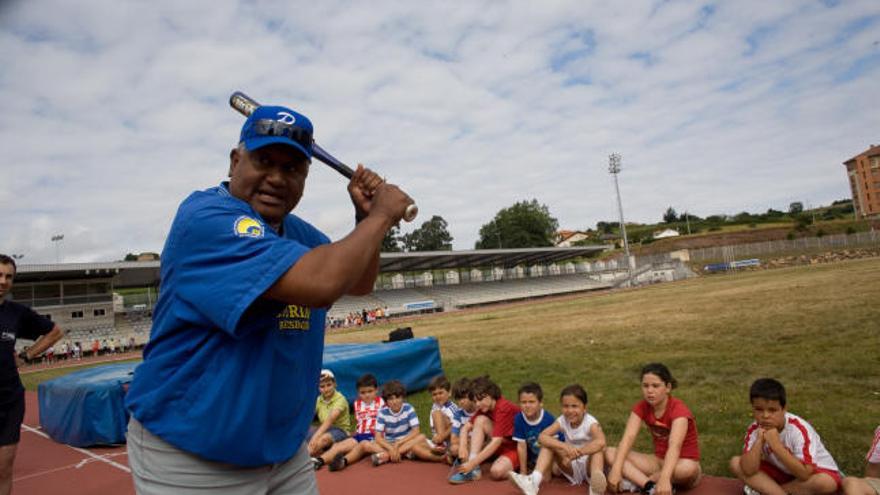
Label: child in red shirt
xmin=449 ymin=375 xmax=521 ymax=484
xmin=606 ymin=363 xmax=702 ymax=494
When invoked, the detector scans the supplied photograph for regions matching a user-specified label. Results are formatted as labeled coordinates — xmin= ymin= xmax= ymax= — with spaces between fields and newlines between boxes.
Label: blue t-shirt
xmin=125 ymin=183 xmax=330 ymax=466
xmin=513 ymin=409 xmax=559 ymax=463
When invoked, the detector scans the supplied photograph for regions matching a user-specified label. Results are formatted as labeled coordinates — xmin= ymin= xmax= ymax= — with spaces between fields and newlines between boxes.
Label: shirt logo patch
xmin=277 ymin=305 xmax=311 ymax=331
xmin=234 ymin=216 xmax=264 ymax=238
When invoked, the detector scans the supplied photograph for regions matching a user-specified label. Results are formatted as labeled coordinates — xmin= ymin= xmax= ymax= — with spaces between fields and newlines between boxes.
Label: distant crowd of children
xmin=306 ymin=364 xmax=880 ymax=495
xmin=326 ymin=306 xmax=389 ymax=329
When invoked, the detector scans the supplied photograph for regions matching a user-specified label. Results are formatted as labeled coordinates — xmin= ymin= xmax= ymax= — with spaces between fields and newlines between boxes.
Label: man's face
xmin=431 ymin=388 xmax=450 ymax=406
xmin=751 ymin=398 xmax=787 ymax=431
xmin=228 ymin=144 xmax=310 ymax=230
xmin=0 ymin=263 xmax=14 ymax=299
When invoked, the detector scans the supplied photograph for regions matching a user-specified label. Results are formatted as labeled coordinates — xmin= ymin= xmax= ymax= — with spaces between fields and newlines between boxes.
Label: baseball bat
xmin=229 ymin=91 xmax=418 ymax=223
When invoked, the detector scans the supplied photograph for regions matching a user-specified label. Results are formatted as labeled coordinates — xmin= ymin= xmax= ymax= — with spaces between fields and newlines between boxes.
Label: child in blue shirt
xmin=511 ymin=382 xmax=560 ymax=476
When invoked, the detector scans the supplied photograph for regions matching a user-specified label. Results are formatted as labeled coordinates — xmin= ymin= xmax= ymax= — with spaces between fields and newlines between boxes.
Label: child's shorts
xmin=759 ymin=461 xmax=842 ymax=489
xmin=562 ymin=454 xmax=592 ymax=485
xmin=353 ymin=432 xmax=374 ymax=443
xmin=495 ymin=441 xmax=520 ymax=470
xmin=306 ymin=426 xmax=349 ymax=443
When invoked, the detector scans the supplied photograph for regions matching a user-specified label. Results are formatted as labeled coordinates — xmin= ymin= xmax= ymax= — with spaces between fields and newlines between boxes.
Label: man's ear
xmin=229 ymin=148 xmax=239 ymax=177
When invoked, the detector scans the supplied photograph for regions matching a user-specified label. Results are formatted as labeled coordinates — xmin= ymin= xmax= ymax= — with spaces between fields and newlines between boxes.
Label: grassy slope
xmin=24 ymin=259 xmax=879 ymax=477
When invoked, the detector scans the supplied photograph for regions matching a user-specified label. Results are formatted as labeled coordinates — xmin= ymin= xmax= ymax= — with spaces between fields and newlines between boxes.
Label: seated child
xmin=313 ymin=373 xmax=384 ymax=471
xmin=512 ymin=384 xmax=606 ymax=495
xmin=506 ymin=382 xmax=564 ymax=495
xmin=606 ymin=363 xmax=702 ymax=494
xmin=449 ymin=375 xmax=521 ymax=484
xmin=372 ymin=380 xmax=443 ymax=465
xmin=307 ymin=369 xmax=351 ymax=464
xmin=842 ymin=425 xmax=880 ymax=495
xmin=730 ymin=378 xmax=841 ymax=495
xmin=428 ymin=375 xmax=460 ymax=455
xmin=450 ymin=377 xmax=477 ymax=465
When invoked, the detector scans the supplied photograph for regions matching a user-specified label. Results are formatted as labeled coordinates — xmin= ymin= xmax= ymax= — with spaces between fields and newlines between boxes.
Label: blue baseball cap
xmin=239 ymin=105 xmax=314 ymax=160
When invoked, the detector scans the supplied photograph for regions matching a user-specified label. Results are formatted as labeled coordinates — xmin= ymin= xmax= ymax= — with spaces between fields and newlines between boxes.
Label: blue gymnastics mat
xmin=38 ymin=337 xmax=443 ymax=447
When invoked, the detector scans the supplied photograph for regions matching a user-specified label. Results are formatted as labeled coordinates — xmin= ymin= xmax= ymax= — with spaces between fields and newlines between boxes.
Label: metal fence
xmin=688 ymin=230 xmax=880 ymax=262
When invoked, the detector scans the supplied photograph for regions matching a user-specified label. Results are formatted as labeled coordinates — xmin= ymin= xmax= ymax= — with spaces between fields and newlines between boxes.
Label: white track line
xmin=20 ymin=424 xmax=131 ymax=473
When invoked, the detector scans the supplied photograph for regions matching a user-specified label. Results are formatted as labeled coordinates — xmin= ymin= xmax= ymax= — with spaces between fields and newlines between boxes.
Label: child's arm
xmin=578 ymin=422 xmax=607 ymax=456
xmin=538 ymin=421 xmax=576 ymax=458
xmin=308 ymin=407 xmax=343 ymax=452
xmin=374 ymin=431 xmax=395 ymax=456
xmin=608 ymin=412 xmax=643 ymax=490
xmin=516 ymin=440 xmax=528 ymax=474
xmin=763 ymin=427 xmax=814 ymax=481
xmin=655 ymin=417 xmax=688 ymax=493
xmin=431 ymin=410 xmax=451 ymax=444
xmin=460 ymin=437 xmax=502 ymax=473
xmin=740 ymin=428 xmax=764 ymax=476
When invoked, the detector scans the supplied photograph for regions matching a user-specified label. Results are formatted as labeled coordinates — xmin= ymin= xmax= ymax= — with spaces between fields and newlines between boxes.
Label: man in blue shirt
xmin=125 ymin=104 xmax=411 ymax=494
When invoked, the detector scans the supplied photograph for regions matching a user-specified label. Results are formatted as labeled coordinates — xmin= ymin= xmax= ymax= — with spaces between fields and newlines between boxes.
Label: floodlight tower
xmin=608 ymin=153 xmax=633 ymax=286
xmin=51 ymin=234 xmax=64 ymax=263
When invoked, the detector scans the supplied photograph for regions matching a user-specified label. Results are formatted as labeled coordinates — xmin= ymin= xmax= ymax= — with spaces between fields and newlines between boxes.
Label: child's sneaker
xmin=448 ymin=466 xmax=481 ymax=484
xmin=508 ymin=472 xmax=538 ymax=495
xmin=328 ymin=453 xmax=347 ymax=472
xmin=310 ymin=457 xmax=324 ymax=471
xmin=742 ymin=487 xmax=761 ymax=495
xmin=589 ymin=470 xmax=607 ymax=495
xmin=619 ymin=479 xmax=640 ymax=493
xmin=404 ymin=451 xmax=416 ymax=460
xmin=642 ymin=481 xmax=674 ymax=495
xmin=371 ymin=453 xmax=387 ymax=466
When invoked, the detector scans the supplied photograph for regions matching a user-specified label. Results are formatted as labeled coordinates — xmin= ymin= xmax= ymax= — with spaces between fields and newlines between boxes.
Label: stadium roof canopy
xmin=14 ymin=246 xmax=608 ymax=288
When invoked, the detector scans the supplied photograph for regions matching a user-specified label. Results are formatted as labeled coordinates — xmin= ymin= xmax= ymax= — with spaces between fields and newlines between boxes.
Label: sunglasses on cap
xmin=251 ymin=119 xmax=313 ymax=151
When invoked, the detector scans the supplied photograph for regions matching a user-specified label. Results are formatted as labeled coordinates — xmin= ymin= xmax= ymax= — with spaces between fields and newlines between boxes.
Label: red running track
xmin=14 ymin=392 xmax=744 ymax=494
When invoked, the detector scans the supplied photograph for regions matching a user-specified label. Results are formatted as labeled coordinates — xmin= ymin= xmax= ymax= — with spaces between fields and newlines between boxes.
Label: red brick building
xmin=843 ymin=144 xmax=880 ymax=218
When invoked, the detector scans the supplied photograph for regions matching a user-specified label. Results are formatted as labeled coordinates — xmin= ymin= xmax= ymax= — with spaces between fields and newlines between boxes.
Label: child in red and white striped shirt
xmin=313 ymin=374 xmax=385 ymax=472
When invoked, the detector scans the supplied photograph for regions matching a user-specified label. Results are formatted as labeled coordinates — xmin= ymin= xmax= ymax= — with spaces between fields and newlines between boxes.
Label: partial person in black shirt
xmin=0 ymin=254 xmax=64 ymax=495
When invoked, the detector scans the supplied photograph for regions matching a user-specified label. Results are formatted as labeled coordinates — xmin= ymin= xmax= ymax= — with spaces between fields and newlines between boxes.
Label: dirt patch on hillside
xmin=633 ymin=227 xmax=794 ymax=255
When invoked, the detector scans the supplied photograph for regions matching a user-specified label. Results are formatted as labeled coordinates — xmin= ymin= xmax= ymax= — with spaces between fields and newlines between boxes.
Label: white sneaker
xmin=589 ymin=470 xmax=607 ymax=495
xmin=743 ymin=486 xmax=761 ymax=495
xmin=508 ymin=472 xmax=539 ymax=495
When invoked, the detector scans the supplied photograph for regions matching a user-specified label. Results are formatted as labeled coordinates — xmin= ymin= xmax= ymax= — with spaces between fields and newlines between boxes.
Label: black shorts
xmin=0 ymin=392 xmax=25 ymax=446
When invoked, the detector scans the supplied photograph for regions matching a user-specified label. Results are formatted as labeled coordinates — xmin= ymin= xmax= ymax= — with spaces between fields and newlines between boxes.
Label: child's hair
xmin=470 ymin=375 xmax=501 ymax=400
xmin=0 ymin=254 xmax=16 ymax=272
xmin=356 ymin=373 xmax=378 ymax=390
xmin=428 ymin=375 xmax=451 ymax=392
xmin=451 ymin=377 xmax=473 ymax=400
xmin=382 ymin=379 xmax=406 ymax=399
xmin=319 ymin=369 xmax=336 ymax=384
xmin=641 ymin=362 xmax=677 ymax=389
xmin=559 ymin=384 xmax=588 ymax=405
xmin=518 ymin=382 xmax=544 ymax=402
xmin=749 ymin=378 xmax=786 ymax=407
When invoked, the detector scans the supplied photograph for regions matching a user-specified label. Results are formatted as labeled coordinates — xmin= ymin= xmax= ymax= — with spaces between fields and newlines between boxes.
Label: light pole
xmin=51 ymin=234 xmax=64 ymax=263
xmin=608 ymin=153 xmax=633 ymax=286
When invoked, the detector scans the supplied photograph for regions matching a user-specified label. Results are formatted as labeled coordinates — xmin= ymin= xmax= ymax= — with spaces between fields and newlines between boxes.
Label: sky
xmin=1 ymin=0 xmax=878 ymax=263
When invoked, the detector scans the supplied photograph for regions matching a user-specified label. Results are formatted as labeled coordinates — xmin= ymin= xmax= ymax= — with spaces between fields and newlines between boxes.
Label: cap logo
xmin=276 ymin=111 xmax=296 ymax=125
xmin=233 ymin=216 xmax=264 ymax=238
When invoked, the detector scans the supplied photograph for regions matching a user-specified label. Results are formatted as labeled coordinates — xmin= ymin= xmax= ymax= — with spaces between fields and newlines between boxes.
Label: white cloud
xmin=1 ymin=0 xmax=878 ymax=261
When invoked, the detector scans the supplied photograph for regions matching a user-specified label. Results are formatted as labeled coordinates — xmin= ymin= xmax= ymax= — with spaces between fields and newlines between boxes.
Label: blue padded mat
xmin=37 ymin=337 xmax=443 ymax=447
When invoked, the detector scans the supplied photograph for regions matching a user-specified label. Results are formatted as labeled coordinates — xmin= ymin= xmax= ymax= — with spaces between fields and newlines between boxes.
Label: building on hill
xmin=555 ymin=230 xmax=592 ymax=247
xmin=843 ymin=144 xmax=880 ymax=218
xmin=653 ymin=228 xmax=680 ymax=239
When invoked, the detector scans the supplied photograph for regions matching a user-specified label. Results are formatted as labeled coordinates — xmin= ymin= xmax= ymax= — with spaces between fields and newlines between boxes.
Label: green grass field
xmin=23 ymin=258 xmax=880 ymax=477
